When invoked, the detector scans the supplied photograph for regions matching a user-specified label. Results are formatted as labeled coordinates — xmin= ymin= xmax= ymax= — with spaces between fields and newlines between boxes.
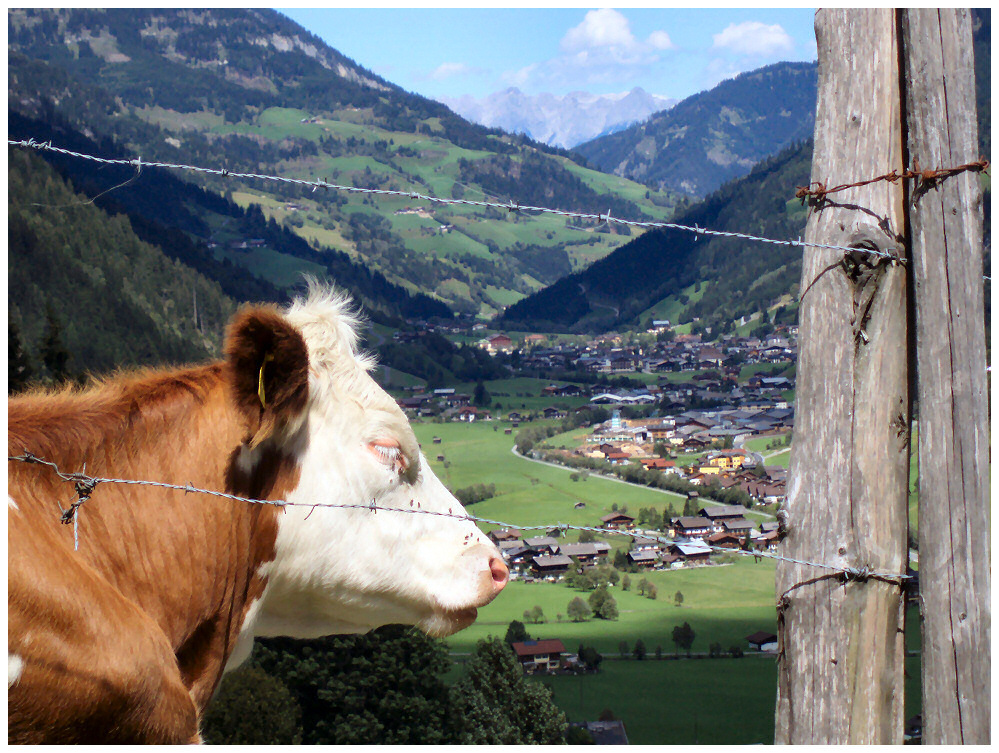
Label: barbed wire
xmin=795 ymin=158 xmax=990 ymax=205
xmin=7 ymin=451 xmax=910 ymax=582
xmin=8 ymin=136 xmax=899 ymax=260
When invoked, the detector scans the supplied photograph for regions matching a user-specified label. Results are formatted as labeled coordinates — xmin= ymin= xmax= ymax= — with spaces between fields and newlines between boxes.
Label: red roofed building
xmin=481 ymin=333 xmax=514 ymax=354
xmin=511 ymin=639 xmax=567 ymax=672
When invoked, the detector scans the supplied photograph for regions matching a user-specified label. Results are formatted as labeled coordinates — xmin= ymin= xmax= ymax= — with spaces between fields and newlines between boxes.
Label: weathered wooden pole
xmin=775 ymin=9 xmax=910 ymax=743
xmin=900 ymin=8 xmax=991 ymax=744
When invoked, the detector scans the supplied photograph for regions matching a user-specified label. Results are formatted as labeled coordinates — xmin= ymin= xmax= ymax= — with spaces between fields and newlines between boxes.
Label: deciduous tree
xmin=567 ymin=597 xmax=591 ymax=622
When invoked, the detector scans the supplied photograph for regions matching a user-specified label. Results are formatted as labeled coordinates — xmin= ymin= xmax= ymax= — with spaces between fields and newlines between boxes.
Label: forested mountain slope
xmin=8 ymin=8 xmax=679 ymax=317
xmin=498 ymin=141 xmax=813 ymax=334
xmin=572 ymin=62 xmax=818 ymax=198
xmin=8 ymin=148 xmax=236 ymax=381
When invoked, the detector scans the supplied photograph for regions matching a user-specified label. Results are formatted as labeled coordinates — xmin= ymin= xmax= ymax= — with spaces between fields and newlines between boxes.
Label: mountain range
xmin=440 ymin=87 xmax=676 ymax=150
xmin=572 ymin=62 xmax=818 ymax=198
xmin=7 ymin=8 xmax=679 ymax=319
xmin=8 ymin=7 xmax=988 ymax=368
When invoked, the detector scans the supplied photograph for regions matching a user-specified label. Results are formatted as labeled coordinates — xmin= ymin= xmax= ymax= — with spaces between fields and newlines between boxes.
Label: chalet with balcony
xmin=600 ymin=512 xmax=636 ymax=530
xmin=512 ymin=639 xmax=567 ymax=672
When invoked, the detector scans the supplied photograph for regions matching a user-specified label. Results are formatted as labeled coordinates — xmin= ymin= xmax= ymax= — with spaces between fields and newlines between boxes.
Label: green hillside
xmin=499 ymin=140 xmax=813 ymax=334
xmin=8 ymin=8 xmax=679 ymax=318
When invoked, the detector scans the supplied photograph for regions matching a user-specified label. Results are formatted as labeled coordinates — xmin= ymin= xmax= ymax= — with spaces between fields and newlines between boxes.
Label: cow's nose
xmin=489 ymin=556 xmax=509 ymax=594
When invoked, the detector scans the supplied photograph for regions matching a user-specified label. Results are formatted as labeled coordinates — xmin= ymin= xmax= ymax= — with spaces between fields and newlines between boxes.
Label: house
xmin=705 ymin=532 xmax=743 ymax=549
xmin=569 ymin=721 xmax=630 ymax=745
xmin=499 ymin=545 xmax=532 ymax=568
xmin=673 ymin=516 xmax=713 ymax=538
xmin=600 ymin=512 xmax=635 ymax=530
xmin=559 ymin=542 xmax=602 ymax=567
xmin=699 ymin=505 xmax=749 ymax=522
xmin=481 ymin=334 xmax=514 ymax=354
xmin=746 ymin=631 xmax=779 ymax=652
xmin=531 ymin=554 xmax=573 ymax=578
xmin=630 ymin=535 xmax=662 ymax=552
xmin=543 ymin=407 xmax=566 ymax=419
xmin=488 ymin=529 xmax=521 ymax=544
xmin=455 ymin=406 xmax=482 ymax=422
xmin=432 ymin=436 xmax=442 ymax=444
xmin=670 ymin=541 xmax=713 ymax=563
xmin=706 ymin=450 xmax=748 ymax=470
xmin=627 ymin=549 xmax=660 ymax=569
xmin=523 ymin=536 xmax=560 ymax=554
xmin=640 ymin=457 xmax=677 ymax=472
xmin=721 ymin=518 xmax=754 ymax=536
xmin=512 ymin=639 xmax=567 ymax=672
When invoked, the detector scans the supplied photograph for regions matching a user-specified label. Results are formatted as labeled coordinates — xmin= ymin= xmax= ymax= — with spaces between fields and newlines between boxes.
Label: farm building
xmin=600 ymin=512 xmax=635 ymax=529
xmin=530 ymin=554 xmax=573 ymax=578
xmin=511 ymin=639 xmax=567 ymax=672
xmin=746 ymin=631 xmax=779 ymax=652
xmin=568 ymin=721 xmax=630 ymax=745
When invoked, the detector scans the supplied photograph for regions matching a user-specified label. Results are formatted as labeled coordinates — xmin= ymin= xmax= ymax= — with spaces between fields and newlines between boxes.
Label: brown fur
xmin=8 ymin=306 xmax=309 ymax=744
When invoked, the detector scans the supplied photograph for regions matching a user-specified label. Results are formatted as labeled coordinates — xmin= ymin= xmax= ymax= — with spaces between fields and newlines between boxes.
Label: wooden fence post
xmin=900 ymin=8 xmax=991 ymax=744
xmin=775 ymin=9 xmax=910 ymax=743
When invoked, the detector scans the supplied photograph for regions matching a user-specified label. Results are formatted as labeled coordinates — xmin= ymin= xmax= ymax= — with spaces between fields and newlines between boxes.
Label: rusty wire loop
xmin=795 ymin=158 xmax=990 ymax=206
xmin=8 ymin=452 xmax=911 ymax=581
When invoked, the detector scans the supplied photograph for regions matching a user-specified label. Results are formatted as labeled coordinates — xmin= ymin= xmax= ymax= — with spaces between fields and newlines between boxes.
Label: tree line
xmin=201 ymin=628 xmax=568 ymax=745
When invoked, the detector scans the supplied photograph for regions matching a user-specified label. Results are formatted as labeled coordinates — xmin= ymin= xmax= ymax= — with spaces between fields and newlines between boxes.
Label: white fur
xmin=8 ymin=654 xmax=24 ymax=687
xmin=246 ymin=283 xmax=501 ymax=641
xmin=8 ymin=495 xmax=19 ymax=511
xmin=222 ymin=593 xmax=268 ymax=675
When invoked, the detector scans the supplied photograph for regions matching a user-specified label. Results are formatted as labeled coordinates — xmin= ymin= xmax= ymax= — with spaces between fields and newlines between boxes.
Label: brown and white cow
xmin=7 ymin=283 xmax=508 ymax=744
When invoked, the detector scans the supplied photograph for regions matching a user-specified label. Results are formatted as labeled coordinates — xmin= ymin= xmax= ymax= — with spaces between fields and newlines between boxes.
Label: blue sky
xmin=280 ymin=8 xmax=817 ymax=102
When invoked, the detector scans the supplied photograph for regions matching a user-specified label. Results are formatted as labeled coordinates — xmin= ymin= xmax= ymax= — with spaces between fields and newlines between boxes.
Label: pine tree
xmin=201 ymin=666 xmax=302 ymax=744
xmin=40 ymin=306 xmax=71 ymax=383
xmin=504 ymin=620 xmax=530 ymax=645
xmin=8 ymin=320 xmax=34 ymax=394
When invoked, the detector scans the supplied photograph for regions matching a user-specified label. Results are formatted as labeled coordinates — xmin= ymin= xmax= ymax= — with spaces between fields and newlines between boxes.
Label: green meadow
xmin=418 ymin=410 xmax=923 ymax=744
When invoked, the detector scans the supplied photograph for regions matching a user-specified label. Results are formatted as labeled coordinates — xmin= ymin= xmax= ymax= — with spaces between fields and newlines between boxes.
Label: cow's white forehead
xmin=281 ymin=281 xmax=414 ymax=450
xmin=283 ymin=281 xmax=377 ymax=380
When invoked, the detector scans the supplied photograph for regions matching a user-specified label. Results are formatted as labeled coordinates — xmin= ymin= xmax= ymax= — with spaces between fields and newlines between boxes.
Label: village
xmin=486 ymin=499 xmax=782 ymax=583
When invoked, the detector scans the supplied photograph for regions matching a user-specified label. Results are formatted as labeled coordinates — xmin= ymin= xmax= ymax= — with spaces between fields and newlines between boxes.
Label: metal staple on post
xmin=7 ymin=453 xmax=911 ymax=581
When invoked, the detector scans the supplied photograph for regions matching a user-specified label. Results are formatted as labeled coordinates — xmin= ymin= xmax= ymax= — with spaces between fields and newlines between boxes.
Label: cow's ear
xmin=225 ymin=305 xmax=309 ymax=448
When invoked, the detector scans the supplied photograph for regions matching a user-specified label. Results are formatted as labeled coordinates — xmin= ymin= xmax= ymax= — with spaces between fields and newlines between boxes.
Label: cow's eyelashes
xmin=368 ymin=441 xmax=406 ymax=474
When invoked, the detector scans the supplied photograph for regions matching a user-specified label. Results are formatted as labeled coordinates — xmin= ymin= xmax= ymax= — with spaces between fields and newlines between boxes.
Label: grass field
xmin=424 ymin=419 xmax=927 ymax=744
xmin=445 ymin=561 xmax=777 ymax=656
xmin=743 ymin=434 xmax=789 ymax=453
xmin=415 ymin=421 xmax=684 ymax=532
xmin=544 ymin=657 xmax=778 ymax=744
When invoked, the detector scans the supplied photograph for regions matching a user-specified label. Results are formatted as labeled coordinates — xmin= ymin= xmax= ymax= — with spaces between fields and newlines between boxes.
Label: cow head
xmin=224 ymin=283 xmax=508 ymax=642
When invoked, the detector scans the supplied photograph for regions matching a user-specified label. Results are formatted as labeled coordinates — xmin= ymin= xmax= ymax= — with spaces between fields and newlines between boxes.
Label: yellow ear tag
xmin=257 ymin=352 xmax=275 ymax=409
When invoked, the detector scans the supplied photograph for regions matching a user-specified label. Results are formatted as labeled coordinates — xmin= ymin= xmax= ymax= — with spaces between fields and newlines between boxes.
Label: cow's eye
xmin=368 ymin=440 xmax=406 ymax=473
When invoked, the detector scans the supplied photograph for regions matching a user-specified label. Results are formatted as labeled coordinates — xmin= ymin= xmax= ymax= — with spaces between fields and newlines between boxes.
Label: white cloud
xmin=429 ymin=62 xmax=473 ymax=80
xmin=502 ymin=63 xmax=537 ymax=88
xmin=503 ymin=9 xmax=675 ymax=92
xmin=561 ymin=9 xmax=637 ymax=53
xmin=646 ymin=30 xmax=675 ymax=51
xmin=712 ymin=21 xmax=794 ymax=57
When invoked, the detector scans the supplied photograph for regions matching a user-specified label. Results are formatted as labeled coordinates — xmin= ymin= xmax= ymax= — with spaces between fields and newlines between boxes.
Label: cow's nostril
xmin=489 ymin=557 xmax=509 ymax=594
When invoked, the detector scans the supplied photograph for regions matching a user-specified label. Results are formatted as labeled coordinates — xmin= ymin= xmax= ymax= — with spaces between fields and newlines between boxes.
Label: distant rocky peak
xmin=440 ymin=87 xmax=676 ymax=149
